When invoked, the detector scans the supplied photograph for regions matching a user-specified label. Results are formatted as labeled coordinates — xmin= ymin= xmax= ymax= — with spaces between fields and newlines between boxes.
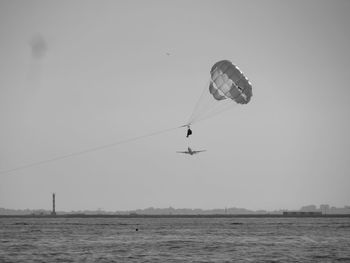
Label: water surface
xmin=1 ymin=217 xmax=350 ymax=262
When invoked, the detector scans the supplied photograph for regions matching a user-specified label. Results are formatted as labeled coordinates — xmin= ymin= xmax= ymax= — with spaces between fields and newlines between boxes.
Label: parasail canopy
xmin=209 ymin=60 xmax=252 ymax=104
xmin=186 ymin=59 xmax=253 ymax=126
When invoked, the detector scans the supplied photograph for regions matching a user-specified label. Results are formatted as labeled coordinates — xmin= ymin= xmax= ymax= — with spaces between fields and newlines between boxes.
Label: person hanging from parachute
xmin=186 ymin=126 xmax=192 ymax=138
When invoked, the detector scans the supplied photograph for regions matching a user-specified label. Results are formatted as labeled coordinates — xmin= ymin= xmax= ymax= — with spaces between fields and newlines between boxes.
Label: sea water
xmin=1 ymin=217 xmax=350 ymax=262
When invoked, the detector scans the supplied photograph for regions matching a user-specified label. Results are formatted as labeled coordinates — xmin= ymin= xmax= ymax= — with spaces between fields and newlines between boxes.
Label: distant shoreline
xmin=1 ymin=214 xmax=350 ymax=218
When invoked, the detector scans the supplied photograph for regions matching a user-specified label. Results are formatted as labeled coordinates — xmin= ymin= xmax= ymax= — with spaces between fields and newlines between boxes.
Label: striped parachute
xmin=187 ymin=60 xmax=252 ymax=125
xmin=209 ymin=60 xmax=252 ymax=104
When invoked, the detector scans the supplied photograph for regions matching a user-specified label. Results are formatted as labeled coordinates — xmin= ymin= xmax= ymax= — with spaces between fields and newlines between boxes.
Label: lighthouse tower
xmin=51 ymin=193 xmax=56 ymax=216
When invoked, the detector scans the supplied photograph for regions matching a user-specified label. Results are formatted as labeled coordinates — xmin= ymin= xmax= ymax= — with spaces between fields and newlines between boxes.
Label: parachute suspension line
xmin=187 ymin=80 xmax=227 ymax=125
xmin=186 ymin=80 xmax=211 ymax=126
xmin=190 ymin=99 xmax=237 ymax=124
xmin=0 ymin=126 xmax=181 ymax=175
xmin=186 ymin=79 xmax=238 ymax=125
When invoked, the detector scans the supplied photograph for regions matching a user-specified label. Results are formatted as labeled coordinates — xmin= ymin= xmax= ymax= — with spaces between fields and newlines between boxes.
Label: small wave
xmin=337 ymin=257 xmax=350 ymax=262
xmin=301 ymin=236 xmax=318 ymax=243
xmin=337 ymin=224 xmax=350 ymax=229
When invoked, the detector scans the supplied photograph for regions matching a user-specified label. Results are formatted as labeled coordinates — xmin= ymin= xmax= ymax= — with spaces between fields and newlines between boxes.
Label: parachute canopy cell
xmin=209 ymin=60 xmax=252 ymax=104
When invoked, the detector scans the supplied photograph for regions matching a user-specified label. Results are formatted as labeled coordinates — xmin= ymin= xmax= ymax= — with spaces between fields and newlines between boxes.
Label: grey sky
xmin=1 ymin=0 xmax=350 ymax=212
